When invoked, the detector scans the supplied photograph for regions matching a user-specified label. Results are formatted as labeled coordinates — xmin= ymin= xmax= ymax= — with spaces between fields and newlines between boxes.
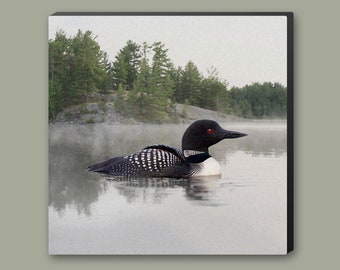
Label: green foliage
xmin=130 ymin=58 xmax=152 ymax=119
xmin=85 ymin=118 xmax=96 ymax=124
xmin=99 ymin=52 xmax=113 ymax=93
xmin=49 ymin=30 xmax=107 ymax=118
xmin=229 ymin=82 xmax=287 ymax=118
xmin=112 ymin=52 xmax=128 ymax=88
xmin=69 ymin=30 xmax=106 ymax=102
xmin=175 ymin=61 xmax=202 ymax=106
xmin=199 ymin=67 xmax=230 ymax=113
xmin=113 ymin=42 xmax=176 ymax=123
xmin=48 ymin=79 xmax=63 ymax=120
xmin=127 ymin=55 xmax=170 ymax=122
xmin=49 ymin=30 xmax=287 ymax=122
xmin=113 ymin=84 xmax=128 ymax=115
xmin=112 ymin=40 xmax=141 ymax=90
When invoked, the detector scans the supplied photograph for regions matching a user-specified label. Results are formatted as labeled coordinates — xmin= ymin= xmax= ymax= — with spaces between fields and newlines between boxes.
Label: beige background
xmin=1 ymin=0 xmax=339 ymax=269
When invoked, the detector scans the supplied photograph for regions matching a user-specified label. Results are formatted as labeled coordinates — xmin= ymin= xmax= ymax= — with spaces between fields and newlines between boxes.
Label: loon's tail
xmin=87 ymin=156 xmax=123 ymax=173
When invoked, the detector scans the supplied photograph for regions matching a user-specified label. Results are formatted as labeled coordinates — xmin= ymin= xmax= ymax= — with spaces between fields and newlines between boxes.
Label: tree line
xmin=49 ymin=30 xmax=287 ymax=121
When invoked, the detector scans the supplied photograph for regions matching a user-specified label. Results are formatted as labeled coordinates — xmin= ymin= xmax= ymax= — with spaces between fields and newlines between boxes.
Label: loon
xmin=87 ymin=119 xmax=247 ymax=178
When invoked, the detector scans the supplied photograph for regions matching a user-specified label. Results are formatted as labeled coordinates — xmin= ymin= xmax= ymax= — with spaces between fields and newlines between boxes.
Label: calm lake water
xmin=48 ymin=120 xmax=287 ymax=255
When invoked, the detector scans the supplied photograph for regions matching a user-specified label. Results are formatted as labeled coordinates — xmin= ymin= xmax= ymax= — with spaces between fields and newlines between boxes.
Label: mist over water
xmin=49 ymin=120 xmax=287 ymax=254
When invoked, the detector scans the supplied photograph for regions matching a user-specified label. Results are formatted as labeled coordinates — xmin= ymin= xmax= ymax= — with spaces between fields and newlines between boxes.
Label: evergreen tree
xmin=173 ymin=66 xmax=183 ymax=102
xmin=49 ymin=29 xmax=107 ymax=120
xmin=229 ymin=87 xmax=253 ymax=118
xmin=48 ymin=79 xmax=63 ymax=120
xmin=129 ymin=58 xmax=152 ymax=119
xmin=112 ymin=52 xmax=128 ymax=88
xmin=49 ymin=30 xmax=72 ymax=107
xmin=70 ymin=30 xmax=106 ymax=103
xmin=199 ymin=67 xmax=230 ymax=113
xmin=49 ymin=30 xmax=69 ymax=82
xmin=123 ymin=42 xmax=175 ymax=123
xmin=125 ymin=40 xmax=142 ymax=88
xmin=114 ymin=83 xmax=127 ymax=115
xmin=152 ymin=42 xmax=170 ymax=80
xmin=153 ymin=42 xmax=177 ymax=95
xmin=99 ymin=52 xmax=113 ymax=93
xmin=229 ymin=82 xmax=287 ymax=118
xmin=49 ymin=32 xmax=287 ymax=122
xmin=112 ymin=40 xmax=141 ymax=90
xmin=176 ymin=61 xmax=202 ymax=106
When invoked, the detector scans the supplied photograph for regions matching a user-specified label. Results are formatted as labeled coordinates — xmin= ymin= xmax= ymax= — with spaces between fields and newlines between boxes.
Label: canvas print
xmin=48 ymin=13 xmax=293 ymax=254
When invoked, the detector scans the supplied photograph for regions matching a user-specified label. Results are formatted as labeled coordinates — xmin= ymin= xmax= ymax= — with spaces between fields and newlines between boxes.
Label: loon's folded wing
xmin=88 ymin=144 xmax=189 ymax=177
xmin=143 ymin=144 xmax=186 ymax=162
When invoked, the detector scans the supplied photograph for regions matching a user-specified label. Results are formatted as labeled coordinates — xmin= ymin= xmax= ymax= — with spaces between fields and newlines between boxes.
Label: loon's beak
xmin=223 ymin=129 xmax=247 ymax=139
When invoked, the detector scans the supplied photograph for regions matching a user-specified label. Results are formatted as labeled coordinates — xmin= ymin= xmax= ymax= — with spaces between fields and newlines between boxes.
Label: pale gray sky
xmin=49 ymin=15 xmax=287 ymax=88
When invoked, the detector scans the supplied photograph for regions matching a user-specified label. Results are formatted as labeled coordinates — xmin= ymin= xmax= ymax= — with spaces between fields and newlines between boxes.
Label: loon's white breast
xmin=195 ymin=157 xmax=221 ymax=176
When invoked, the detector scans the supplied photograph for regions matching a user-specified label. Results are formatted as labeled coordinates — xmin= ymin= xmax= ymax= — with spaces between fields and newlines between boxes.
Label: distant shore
xmin=49 ymin=102 xmax=251 ymax=125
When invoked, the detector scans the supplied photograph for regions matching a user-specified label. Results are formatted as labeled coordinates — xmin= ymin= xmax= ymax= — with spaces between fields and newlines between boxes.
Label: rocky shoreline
xmin=50 ymin=101 xmax=243 ymax=125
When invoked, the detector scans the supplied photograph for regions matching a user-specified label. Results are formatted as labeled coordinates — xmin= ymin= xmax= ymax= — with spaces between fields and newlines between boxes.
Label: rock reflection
xmin=49 ymin=172 xmax=223 ymax=216
xmin=49 ymin=173 xmax=108 ymax=216
xmin=49 ymin=128 xmax=109 ymax=216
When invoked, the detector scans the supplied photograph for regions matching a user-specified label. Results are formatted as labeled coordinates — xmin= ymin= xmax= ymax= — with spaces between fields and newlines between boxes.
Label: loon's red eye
xmin=207 ymin=128 xmax=214 ymax=134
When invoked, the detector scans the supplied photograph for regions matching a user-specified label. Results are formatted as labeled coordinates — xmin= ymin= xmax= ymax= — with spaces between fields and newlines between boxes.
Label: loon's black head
xmin=181 ymin=119 xmax=247 ymax=152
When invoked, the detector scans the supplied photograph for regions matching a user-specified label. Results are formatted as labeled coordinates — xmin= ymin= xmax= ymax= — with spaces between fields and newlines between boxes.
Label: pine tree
xmin=99 ymin=52 xmax=113 ymax=93
xmin=129 ymin=58 xmax=152 ymax=119
xmin=229 ymin=82 xmax=287 ymax=118
xmin=200 ymin=67 xmax=230 ymax=113
xmin=49 ymin=30 xmax=72 ymax=107
xmin=48 ymin=29 xmax=107 ymax=120
xmin=69 ymin=30 xmax=106 ymax=103
xmin=177 ymin=61 xmax=202 ymax=106
xmin=112 ymin=52 xmax=128 ymax=88
xmin=112 ymin=40 xmax=141 ymax=90
xmin=114 ymin=83 xmax=127 ymax=115
xmin=48 ymin=79 xmax=63 ymax=120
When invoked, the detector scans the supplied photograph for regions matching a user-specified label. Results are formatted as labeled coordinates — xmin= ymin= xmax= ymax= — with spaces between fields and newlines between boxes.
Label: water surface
xmin=49 ymin=120 xmax=287 ymax=254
